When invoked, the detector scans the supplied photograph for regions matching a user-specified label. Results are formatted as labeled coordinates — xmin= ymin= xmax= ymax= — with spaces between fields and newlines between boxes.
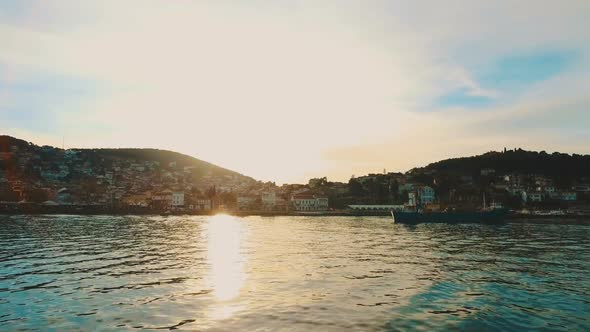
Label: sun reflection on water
xmin=205 ymin=214 xmax=246 ymax=303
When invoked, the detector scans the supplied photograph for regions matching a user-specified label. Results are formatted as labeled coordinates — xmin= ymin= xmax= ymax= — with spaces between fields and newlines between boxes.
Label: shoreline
xmin=1 ymin=207 xmax=590 ymax=222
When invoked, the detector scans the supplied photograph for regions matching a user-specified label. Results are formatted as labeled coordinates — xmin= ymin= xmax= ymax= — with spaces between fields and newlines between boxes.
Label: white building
xmin=192 ymin=199 xmax=211 ymax=211
xmin=560 ymin=192 xmax=577 ymax=201
xmin=418 ymin=186 xmax=435 ymax=204
xmin=489 ymin=201 xmax=504 ymax=209
xmin=261 ymin=192 xmax=277 ymax=209
xmin=526 ymin=192 xmax=544 ymax=202
xmin=408 ymin=192 xmax=418 ymax=206
xmin=171 ymin=192 xmax=185 ymax=207
xmin=291 ymin=193 xmax=329 ymax=211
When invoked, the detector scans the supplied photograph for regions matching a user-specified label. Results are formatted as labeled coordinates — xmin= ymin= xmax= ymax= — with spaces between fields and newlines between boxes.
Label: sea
xmin=1 ymin=215 xmax=588 ymax=331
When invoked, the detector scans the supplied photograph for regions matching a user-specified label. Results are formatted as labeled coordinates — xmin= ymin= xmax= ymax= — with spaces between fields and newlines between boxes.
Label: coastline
xmin=1 ymin=205 xmax=590 ymax=222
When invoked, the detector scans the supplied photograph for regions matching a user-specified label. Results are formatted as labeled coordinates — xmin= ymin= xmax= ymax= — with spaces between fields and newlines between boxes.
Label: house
xmin=560 ymin=192 xmax=577 ymax=201
xmin=525 ymin=192 xmax=544 ymax=202
xmin=489 ymin=201 xmax=504 ymax=209
xmin=191 ymin=198 xmax=212 ymax=211
xmin=291 ymin=193 xmax=329 ymax=211
xmin=261 ymin=192 xmax=277 ymax=210
xmin=418 ymin=186 xmax=435 ymax=205
xmin=542 ymin=186 xmax=559 ymax=199
xmin=171 ymin=192 xmax=185 ymax=208
xmin=152 ymin=190 xmax=172 ymax=209
xmin=404 ymin=186 xmax=435 ymax=206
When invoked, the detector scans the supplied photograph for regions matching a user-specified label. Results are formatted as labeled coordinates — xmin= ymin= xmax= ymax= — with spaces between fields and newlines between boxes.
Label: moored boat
xmin=393 ymin=192 xmax=508 ymax=224
xmin=392 ymin=209 xmax=508 ymax=224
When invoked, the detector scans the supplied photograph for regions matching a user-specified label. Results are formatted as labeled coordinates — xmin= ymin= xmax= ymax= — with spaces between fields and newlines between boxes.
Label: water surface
xmin=1 ymin=215 xmax=589 ymax=331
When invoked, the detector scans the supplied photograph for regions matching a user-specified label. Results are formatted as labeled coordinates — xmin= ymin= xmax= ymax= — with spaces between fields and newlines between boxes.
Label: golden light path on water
xmin=204 ymin=214 xmax=247 ymax=321
xmin=197 ymin=214 xmax=436 ymax=330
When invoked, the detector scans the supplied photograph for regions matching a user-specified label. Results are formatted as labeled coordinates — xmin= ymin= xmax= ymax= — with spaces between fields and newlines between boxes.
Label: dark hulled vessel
xmin=392 ymin=209 xmax=508 ymax=224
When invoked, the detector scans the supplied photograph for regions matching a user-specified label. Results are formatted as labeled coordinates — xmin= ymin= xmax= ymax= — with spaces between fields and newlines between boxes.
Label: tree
xmin=389 ymin=179 xmax=399 ymax=201
xmin=309 ymin=177 xmax=328 ymax=189
xmin=348 ymin=178 xmax=364 ymax=196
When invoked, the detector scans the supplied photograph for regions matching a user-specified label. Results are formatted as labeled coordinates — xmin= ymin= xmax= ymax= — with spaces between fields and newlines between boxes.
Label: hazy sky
xmin=1 ymin=1 xmax=589 ymax=183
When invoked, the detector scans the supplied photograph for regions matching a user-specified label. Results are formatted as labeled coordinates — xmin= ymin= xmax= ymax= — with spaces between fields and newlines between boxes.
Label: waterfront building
xmin=261 ymin=192 xmax=277 ymax=210
xmin=348 ymin=204 xmax=404 ymax=212
xmin=524 ymin=192 xmax=544 ymax=202
xmin=152 ymin=190 xmax=172 ymax=209
xmin=192 ymin=199 xmax=212 ymax=211
xmin=560 ymin=192 xmax=577 ymax=201
xmin=291 ymin=193 xmax=329 ymax=211
xmin=418 ymin=186 xmax=435 ymax=205
xmin=171 ymin=192 xmax=185 ymax=208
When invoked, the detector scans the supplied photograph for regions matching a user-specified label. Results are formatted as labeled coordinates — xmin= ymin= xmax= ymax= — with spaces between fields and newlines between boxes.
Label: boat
xmin=392 ymin=208 xmax=508 ymax=224
xmin=392 ymin=192 xmax=508 ymax=224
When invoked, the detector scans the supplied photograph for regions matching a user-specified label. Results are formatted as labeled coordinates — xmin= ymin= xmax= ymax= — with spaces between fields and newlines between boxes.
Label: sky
xmin=1 ymin=0 xmax=589 ymax=184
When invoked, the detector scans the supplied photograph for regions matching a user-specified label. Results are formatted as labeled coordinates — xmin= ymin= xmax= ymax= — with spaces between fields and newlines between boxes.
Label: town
xmin=1 ymin=136 xmax=589 ymax=216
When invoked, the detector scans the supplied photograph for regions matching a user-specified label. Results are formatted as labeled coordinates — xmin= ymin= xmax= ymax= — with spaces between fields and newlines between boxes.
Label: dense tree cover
xmin=313 ymin=150 xmax=590 ymax=209
xmin=424 ymin=149 xmax=590 ymax=179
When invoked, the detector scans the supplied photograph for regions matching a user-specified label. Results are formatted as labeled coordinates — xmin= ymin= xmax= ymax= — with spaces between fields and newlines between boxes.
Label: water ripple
xmin=0 ymin=215 xmax=589 ymax=331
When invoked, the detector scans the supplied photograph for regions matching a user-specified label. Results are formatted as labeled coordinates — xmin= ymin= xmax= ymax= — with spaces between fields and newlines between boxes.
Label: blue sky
xmin=436 ymin=51 xmax=577 ymax=109
xmin=1 ymin=65 xmax=102 ymax=133
xmin=1 ymin=0 xmax=589 ymax=182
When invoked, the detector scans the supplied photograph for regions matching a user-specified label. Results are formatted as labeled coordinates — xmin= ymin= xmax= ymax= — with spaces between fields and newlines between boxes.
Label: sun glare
xmin=206 ymin=214 xmax=246 ymax=302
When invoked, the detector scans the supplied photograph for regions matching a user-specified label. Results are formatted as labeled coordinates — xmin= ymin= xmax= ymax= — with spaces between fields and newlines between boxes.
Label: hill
xmin=421 ymin=149 xmax=590 ymax=179
xmin=0 ymin=135 xmax=250 ymax=179
xmin=0 ymin=135 xmax=256 ymax=204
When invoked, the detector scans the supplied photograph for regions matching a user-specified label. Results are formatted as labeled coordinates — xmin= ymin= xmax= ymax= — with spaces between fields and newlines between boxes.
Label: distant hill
xmin=0 ymin=135 xmax=253 ymax=181
xmin=421 ymin=149 xmax=590 ymax=179
xmin=81 ymin=148 xmax=244 ymax=178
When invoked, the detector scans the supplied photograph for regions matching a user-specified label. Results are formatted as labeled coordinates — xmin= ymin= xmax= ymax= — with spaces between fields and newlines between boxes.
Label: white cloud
xmin=1 ymin=0 xmax=589 ymax=183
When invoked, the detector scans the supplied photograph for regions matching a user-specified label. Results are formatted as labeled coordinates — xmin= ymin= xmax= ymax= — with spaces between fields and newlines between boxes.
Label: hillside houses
xmin=1 ymin=136 xmax=590 ymax=213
